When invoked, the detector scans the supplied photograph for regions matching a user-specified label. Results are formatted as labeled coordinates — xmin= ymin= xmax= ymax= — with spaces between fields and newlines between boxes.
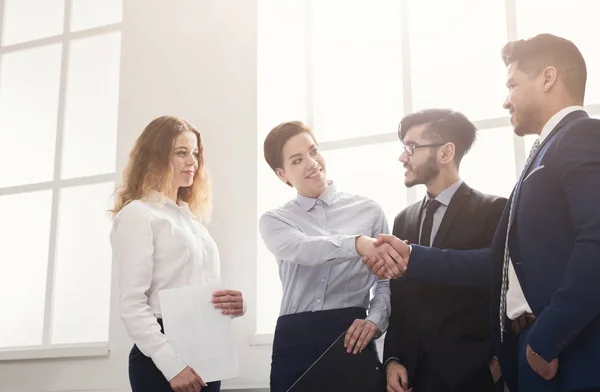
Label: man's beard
xmin=513 ymin=104 xmax=542 ymax=137
xmin=405 ymin=152 xmax=440 ymax=188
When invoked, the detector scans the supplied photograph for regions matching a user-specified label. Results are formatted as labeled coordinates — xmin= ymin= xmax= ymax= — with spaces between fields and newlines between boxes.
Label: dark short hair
xmin=501 ymin=33 xmax=586 ymax=102
xmin=263 ymin=121 xmax=317 ymax=185
xmin=399 ymin=109 xmax=477 ymax=166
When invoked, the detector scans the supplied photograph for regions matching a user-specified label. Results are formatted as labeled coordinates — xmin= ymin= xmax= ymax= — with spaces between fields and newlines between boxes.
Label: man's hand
xmin=169 ymin=366 xmax=206 ymax=392
xmin=344 ymin=319 xmax=380 ymax=354
xmin=489 ymin=357 xmax=502 ymax=383
xmin=362 ymin=235 xmax=411 ymax=279
xmin=385 ymin=360 xmax=411 ymax=392
xmin=356 ymin=236 xmax=405 ymax=279
xmin=212 ymin=290 xmax=244 ymax=316
xmin=526 ymin=344 xmax=559 ymax=380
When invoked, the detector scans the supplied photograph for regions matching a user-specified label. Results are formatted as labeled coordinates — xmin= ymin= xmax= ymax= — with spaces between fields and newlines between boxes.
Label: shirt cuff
xmin=151 ymin=343 xmax=187 ymax=381
xmin=340 ymin=236 xmax=359 ymax=258
xmin=366 ymin=313 xmax=387 ymax=335
xmin=384 ymin=357 xmax=401 ymax=368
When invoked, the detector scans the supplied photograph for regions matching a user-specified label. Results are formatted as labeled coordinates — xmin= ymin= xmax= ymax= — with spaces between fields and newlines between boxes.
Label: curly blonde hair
xmin=111 ymin=115 xmax=211 ymax=221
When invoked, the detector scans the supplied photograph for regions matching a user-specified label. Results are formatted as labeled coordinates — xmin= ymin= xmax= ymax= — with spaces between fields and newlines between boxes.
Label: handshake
xmin=355 ymin=235 xmax=411 ymax=280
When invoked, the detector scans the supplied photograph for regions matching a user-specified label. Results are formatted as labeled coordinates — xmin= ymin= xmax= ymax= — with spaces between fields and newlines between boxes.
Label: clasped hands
xmin=356 ymin=234 xmax=411 ymax=280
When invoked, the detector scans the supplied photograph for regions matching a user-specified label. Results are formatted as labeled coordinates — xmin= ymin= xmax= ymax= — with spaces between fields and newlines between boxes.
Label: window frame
xmin=0 ymin=0 xmax=121 ymax=359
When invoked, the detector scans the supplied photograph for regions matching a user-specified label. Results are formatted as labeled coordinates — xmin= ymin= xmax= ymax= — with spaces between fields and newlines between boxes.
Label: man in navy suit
xmin=364 ymin=33 xmax=600 ymax=392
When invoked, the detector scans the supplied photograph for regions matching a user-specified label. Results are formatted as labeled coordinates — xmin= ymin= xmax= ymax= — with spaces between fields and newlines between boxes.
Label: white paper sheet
xmin=158 ymin=284 xmax=239 ymax=382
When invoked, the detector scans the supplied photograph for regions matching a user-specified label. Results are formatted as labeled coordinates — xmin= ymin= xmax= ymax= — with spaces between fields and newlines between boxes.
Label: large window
xmin=0 ymin=0 xmax=122 ymax=351
xmin=256 ymin=0 xmax=600 ymax=335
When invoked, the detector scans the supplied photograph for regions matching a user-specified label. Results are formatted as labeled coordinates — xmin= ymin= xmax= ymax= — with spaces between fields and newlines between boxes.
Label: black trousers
xmin=128 ymin=319 xmax=222 ymax=392
xmin=411 ymin=352 xmax=503 ymax=392
xmin=269 ymin=307 xmax=377 ymax=392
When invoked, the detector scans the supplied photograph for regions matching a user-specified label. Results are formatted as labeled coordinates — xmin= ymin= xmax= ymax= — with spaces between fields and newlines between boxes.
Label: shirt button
xmin=316 ymin=298 xmax=322 ymax=303
xmin=321 ymin=278 xmax=326 ymax=282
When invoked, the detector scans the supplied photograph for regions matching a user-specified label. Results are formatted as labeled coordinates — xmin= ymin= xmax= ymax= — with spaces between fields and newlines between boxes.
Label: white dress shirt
xmin=506 ymin=105 xmax=586 ymax=319
xmin=111 ymin=191 xmax=234 ymax=381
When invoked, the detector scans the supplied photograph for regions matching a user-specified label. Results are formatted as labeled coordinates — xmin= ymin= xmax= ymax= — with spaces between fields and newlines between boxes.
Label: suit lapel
xmin=432 ymin=183 xmax=471 ymax=248
xmin=406 ymin=199 xmax=424 ymax=245
xmin=509 ymin=110 xmax=588 ymax=233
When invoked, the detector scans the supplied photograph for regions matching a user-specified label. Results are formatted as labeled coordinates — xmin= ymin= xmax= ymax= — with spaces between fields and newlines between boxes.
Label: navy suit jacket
xmin=403 ymin=111 xmax=600 ymax=391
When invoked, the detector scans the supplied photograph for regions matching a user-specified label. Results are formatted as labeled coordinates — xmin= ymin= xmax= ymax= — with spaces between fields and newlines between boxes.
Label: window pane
xmin=461 ymin=127 xmax=517 ymax=198
xmin=70 ymin=0 xmax=123 ymax=31
xmin=61 ymin=33 xmax=121 ymax=179
xmin=516 ymin=0 xmax=600 ymax=105
xmin=257 ymin=0 xmax=307 ymax=135
xmin=0 ymin=190 xmax=52 ymax=347
xmin=311 ymin=0 xmax=403 ymax=142
xmin=0 ymin=44 xmax=62 ymax=188
xmin=51 ymin=182 xmax=114 ymax=344
xmin=325 ymin=142 xmax=408 ymax=230
xmin=2 ymin=0 xmax=64 ymax=45
xmin=409 ymin=0 xmax=508 ymax=120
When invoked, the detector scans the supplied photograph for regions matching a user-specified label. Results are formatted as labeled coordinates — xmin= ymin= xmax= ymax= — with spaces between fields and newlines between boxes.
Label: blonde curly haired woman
xmin=110 ymin=116 xmax=245 ymax=392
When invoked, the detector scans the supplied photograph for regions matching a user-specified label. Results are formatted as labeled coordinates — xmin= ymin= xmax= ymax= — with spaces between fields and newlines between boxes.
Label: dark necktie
xmin=420 ymin=199 xmax=441 ymax=247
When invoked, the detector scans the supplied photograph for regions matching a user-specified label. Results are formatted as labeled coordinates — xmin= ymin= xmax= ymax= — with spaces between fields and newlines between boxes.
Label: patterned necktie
xmin=499 ymin=138 xmax=540 ymax=341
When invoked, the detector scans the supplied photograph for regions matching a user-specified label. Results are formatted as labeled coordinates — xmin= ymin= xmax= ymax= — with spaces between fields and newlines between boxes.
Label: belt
xmin=511 ymin=313 xmax=536 ymax=335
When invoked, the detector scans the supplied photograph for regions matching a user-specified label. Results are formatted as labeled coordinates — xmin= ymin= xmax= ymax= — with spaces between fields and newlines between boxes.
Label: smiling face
xmin=503 ymin=62 xmax=547 ymax=137
xmin=170 ymin=130 xmax=199 ymax=191
xmin=275 ymin=132 xmax=327 ymax=198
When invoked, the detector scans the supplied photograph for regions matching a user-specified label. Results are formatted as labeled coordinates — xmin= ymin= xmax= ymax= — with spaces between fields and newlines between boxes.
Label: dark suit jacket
xmin=383 ymin=183 xmax=506 ymax=387
xmin=404 ymin=111 xmax=600 ymax=391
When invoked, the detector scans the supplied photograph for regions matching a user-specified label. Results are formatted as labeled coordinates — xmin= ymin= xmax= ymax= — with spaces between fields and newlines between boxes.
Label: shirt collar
xmin=146 ymin=190 xmax=194 ymax=216
xmin=424 ymin=178 xmax=463 ymax=208
xmin=296 ymin=181 xmax=337 ymax=211
xmin=539 ymin=106 xmax=586 ymax=143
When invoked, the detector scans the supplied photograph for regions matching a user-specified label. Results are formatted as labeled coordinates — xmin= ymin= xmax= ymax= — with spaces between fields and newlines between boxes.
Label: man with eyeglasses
xmin=383 ymin=109 xmax=507 ymax=392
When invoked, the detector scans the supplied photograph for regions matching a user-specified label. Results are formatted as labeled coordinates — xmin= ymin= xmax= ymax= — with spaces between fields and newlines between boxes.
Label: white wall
xmin=0 ymin=1 xmax=272 ymax=390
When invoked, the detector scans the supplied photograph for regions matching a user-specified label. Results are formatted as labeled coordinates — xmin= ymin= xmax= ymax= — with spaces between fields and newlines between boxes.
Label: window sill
xmin=0 ymin=342 xmax=110 ymax=361
xmin=248 ymin=333 xmax=274 ymax=346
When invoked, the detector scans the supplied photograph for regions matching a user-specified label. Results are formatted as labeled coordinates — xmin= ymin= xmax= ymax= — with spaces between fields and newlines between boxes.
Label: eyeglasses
xmin=402 ymin=143 xmax=445 ymax=156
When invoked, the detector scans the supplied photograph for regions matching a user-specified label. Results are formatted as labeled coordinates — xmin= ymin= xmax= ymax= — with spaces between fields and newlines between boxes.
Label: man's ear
xmin=541 ymin=66 xmax=558 ymax=93
xmin=439 ymin=142 xmax=456 ymax=165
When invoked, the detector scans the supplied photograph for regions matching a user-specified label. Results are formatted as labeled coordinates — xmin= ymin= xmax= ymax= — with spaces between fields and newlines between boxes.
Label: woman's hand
xmin=344 ymin=319 xmax=380 ymax=354
xmin=212 ymin=290 xmax=244 ymax=316
xmin=169 ymin=366 xmax=206 ymax=392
